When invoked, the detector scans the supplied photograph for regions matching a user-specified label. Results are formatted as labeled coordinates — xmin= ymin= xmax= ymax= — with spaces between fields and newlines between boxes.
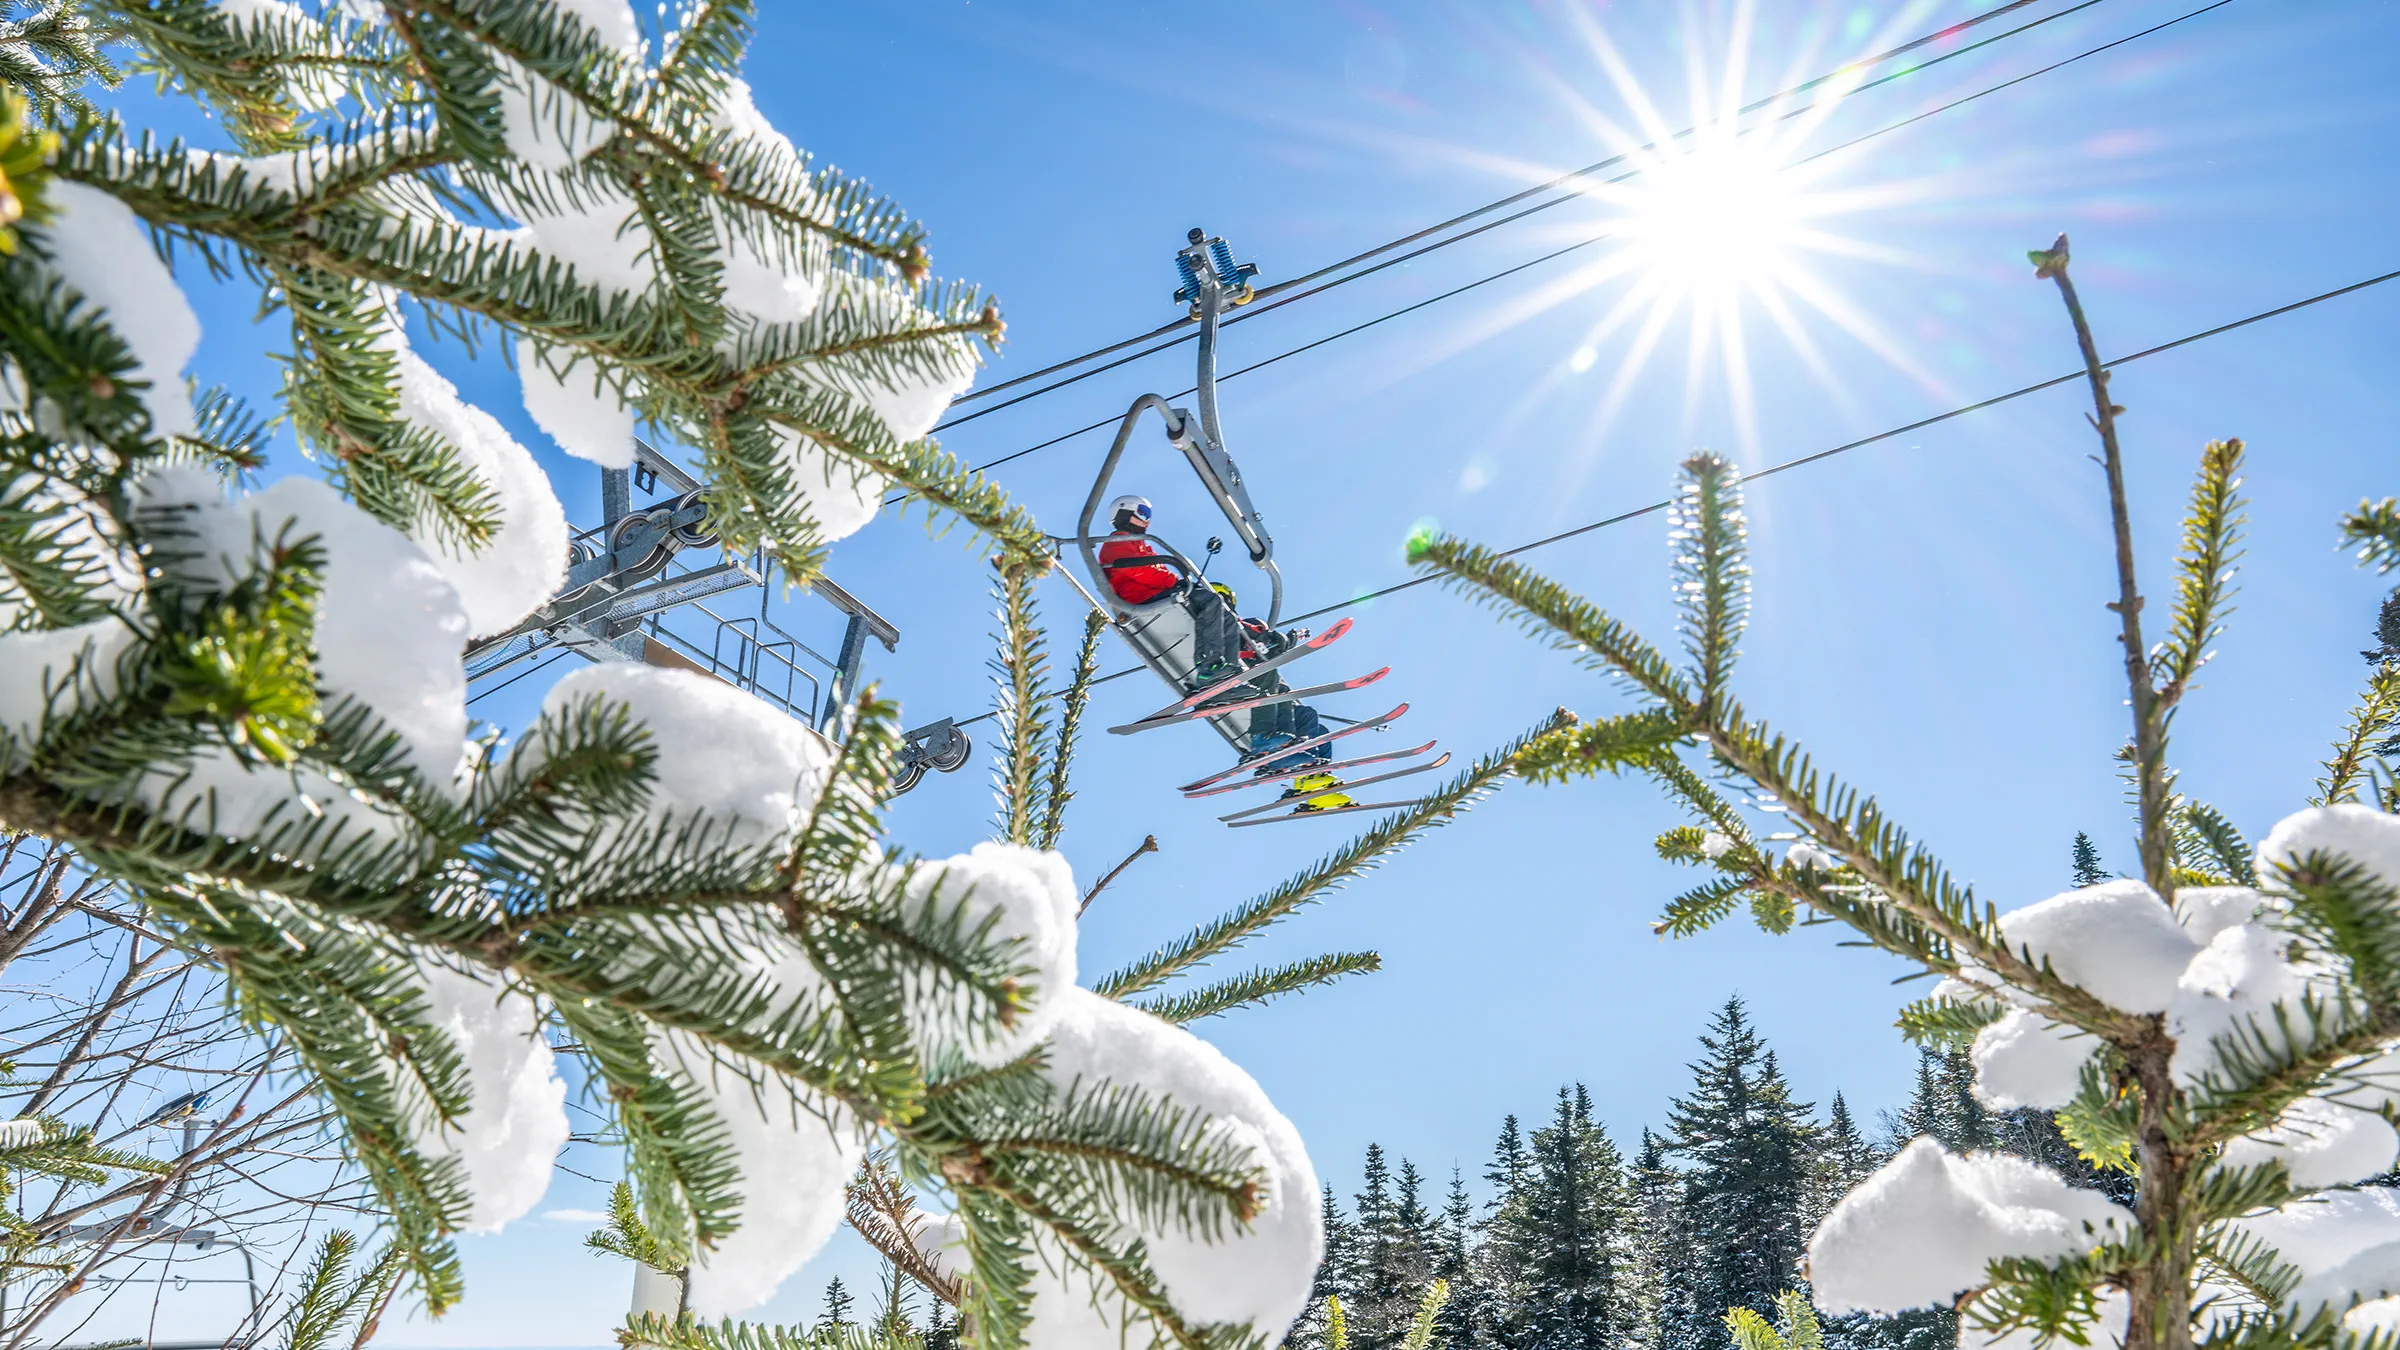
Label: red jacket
xmin=1099 ymin=533 xmax=1177 ymax=604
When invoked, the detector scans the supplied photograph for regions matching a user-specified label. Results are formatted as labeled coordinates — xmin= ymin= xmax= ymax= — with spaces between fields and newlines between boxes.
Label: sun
xmin=1368 ymin=1 xmax=1944 ymax=463
xmin=1615 ymin=136 xmax=1804 ymax=299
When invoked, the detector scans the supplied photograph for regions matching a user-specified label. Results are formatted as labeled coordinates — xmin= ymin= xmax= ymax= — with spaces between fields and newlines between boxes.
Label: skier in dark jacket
xmin=1099 ymin=494 xmax=1243 ymax=685
xmin=1230 ymin=600 xmax=1332 ymax=769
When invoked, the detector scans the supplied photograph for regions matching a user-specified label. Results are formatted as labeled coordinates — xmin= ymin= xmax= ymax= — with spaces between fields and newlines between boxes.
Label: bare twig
xmin=1079 ymin=835 xmax=1159 ymax=917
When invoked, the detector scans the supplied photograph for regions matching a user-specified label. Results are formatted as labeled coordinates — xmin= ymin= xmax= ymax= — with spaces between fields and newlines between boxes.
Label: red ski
xmin=1182 ymin=741 xmax=1439 ymax=798
xmin=1174 ymin=704 xmax=1412 ymax=792
xmin=1217 ymin=754 xmax=1453 ymax=822
xmin=1135 ymin=618 xmax=1354 ymax=723
xmin=1106 ymin=668 xmax=1389 ymax=737
xmin=1228 ymin=799 xmax=1434 ymax=828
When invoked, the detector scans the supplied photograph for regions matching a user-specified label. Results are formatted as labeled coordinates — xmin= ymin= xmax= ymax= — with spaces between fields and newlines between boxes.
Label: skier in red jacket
xmin=1099 ymin=495 xmax=1243 ymax=685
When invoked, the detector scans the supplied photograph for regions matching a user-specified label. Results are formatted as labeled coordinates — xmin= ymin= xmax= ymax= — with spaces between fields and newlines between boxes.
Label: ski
xmin=1135 ymin=618 xmax=1354 ymax=723
xmin=1227 ymin=799 xmax=1434 ymax=828
xmin=1173 ymin=704 xmax=1412 ymax=792
xmin=1216 ymin=753 xmax=1453 ymax=822
xmin=1107 ymin=668 xmax=1390 ymax=736
xmin=1182 ymin=741 xmax=1439 ymax=798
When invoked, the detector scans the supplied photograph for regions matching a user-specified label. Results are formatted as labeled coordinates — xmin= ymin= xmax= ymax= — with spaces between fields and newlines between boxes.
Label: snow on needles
xmin=1808 ymin=1138 xmax=2127 ymax=1314
xmin=131 ymin=471 xmax=470 ymax=846
xmin=2166 ymin=921 xmax=2338 ymax=1088
xmin=2218 ymin=1093 xmax=2400 ymax=1188
xmin=899 ymin=843 xmax=1079 ymax=1066
xmin=492 ymin=0 xmax=639 ymax=171
xmin=383 ymin=334 xmax=569 ymax=637
xmin=661 ymin=1030 xmax=865 ymax=1318
xmin=27 ymin=183 xmax=200 ymax=441
xmin=516 ymin=337 xmax=635 ymax=469
xmin=2230 ymin=1188 xmax=2400 ymax=1320
xmin=0 ymin=479 xmax=141 ymax=759
xmin=1012 ymin=989 xmax=1323 ymax=1350
xmin=2260 ymin=805 xmax=2400 ymax=895
xmin=907 ymin=992 xmax=1322 ymax=1350
xmin=1969 ymin=1008 xmax=2091 ymax=1111
xmin=408 ymin=961 xmax=569 ymax=1232
xmin=517 ymin=664 xmax=837 ymax=855
xmin=1997 ymin=878 xmax=2197 ymax=1014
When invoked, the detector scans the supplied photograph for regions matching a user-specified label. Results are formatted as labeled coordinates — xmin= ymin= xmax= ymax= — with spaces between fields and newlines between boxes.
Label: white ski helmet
xmin=1109 ymin=494 xmax=1154 ymax=531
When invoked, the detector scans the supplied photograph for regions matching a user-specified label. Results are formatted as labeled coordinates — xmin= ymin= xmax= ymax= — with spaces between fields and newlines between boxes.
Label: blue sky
xmin=104 ymin=0 xmax=2400 ymax=1342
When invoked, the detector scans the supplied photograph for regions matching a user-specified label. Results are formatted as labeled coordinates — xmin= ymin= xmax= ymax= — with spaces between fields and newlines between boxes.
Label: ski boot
xmin=1284 ymin=772 xmax=1353 ymax=813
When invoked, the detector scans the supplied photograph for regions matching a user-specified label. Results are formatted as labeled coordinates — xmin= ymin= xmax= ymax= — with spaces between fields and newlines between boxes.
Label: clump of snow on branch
xmin=0 ymin=479 xmax=141 ymax=757
xmin=28 ymin=183 xmax=200 ymax=440
xmin=381 ymin=330 xmax=568 ymax=636
xmin=516 ymin=338 xmax=635 ymax=469
xmin=2174 ymin=885 xmax=2268 ymax=945
xmin=659 ymin=1030 xmax=864 ymax=1318
xmin=1969 ymin=1008 xmax=2093 ymax=1111
xmin=772 ymin=428 xmax=887 ymax=542
xmin=491 ymin=0 xmax=639 ymax=171
xmin=2259 ymin=804 xmax=2400 ymax=891
xmin=982 ymin=988 xmax=1321 ymax=1350
xmin=0 ymin=621 xmax=133 ymax=760
xmin=407 ymin=960 xmax=569 ymax=1233
xmin=707 ymin=80 xmax=824 ymax=331
xmin=908 ymin=991 xmax=1323 ymax=1348
xmin=1808 ymin=1138 xmax=2126 ymax=1314
xmin=1995 ymin=879 xmax=2198 ymax=1014
xmin=2220 ymin=1094 xmax=2400 ymax=1188
xmin=2166 ymin=921 xmax=2337 ymax=1087
xmin=899 ymin=843 xmax=1078 ymax=1066
xmin=1785 ymin=840 xmax=1837 ymax=872
xmin=131 ymin=471 xmax=470 ymax=843
xmin=2231 ymin=1187 xmax=2400 ymax=1320
xmin=516 ymin=664 xmax=836 ymax=853
xmin=1958 ymin=1289 xmax=2128 ymax=1350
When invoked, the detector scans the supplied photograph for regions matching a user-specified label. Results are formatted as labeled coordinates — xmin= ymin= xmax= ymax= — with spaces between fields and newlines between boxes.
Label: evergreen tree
xmin=1434 ymin=1167 xmax=1480 ymax=1350
xmin=1809 ymin=1093 xmax=1876 ymax=1223
xmin=1627 ymin=1127 xmax=1697 ymax=1350
xmin=1937 ymin=1047 xmax=1992 ymax=1152
xmin=1502 ymin=1086 xmax=1627 ymax=1350
xmin=1351 ymin=1143 xmax=1415 ymax=1348
xmin=1395 ymin=1159 xmax=1443 ymax=1283
xmin=820 ymin=1277 xmax=855 ymax=1329
xmin=1884 ymin=1050 xmax=1946 ymax=1152
xmin=1294 ymin=1186 xmax=1361 ymax=1349
xmin=1661 ymin=1001 xmax=1817 ymax=1343
xmin=0 ymin=7 xmax=1565 ymax=1343
xmin=1413 ymin=249 xmax=2400 ymax=1350
xmin=1485 ymin=1114 xmax=1530 ymax=1201
xmin=2069 ymin=831 xmax=2109 ymax=887
xmin=1479 ymin=1115 xmax=1536 ymax=1350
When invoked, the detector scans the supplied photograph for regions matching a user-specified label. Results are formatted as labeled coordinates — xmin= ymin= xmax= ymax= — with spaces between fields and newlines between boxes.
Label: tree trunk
xmin=2125 ymin=1040 xmax=2194 ymax=1350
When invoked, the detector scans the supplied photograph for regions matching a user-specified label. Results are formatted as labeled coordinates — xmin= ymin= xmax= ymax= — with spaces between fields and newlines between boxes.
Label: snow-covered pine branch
xmin=0 ymin=6 xmax=1391 ymax=1348
xmin=1409 ymin=241 xmax=2400 ymax=1350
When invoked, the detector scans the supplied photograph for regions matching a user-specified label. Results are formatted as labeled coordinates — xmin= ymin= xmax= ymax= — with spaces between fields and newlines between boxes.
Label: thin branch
xmin=1078 ymin=836 xmax=1157 ymax=918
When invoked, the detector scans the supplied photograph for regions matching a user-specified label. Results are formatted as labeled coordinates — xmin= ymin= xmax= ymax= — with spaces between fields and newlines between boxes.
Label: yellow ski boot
xmin=1288 ymin=772 xmax=1353 ymax=813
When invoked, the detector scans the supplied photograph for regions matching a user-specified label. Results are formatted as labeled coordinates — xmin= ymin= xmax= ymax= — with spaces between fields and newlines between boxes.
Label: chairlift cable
xmin=934 ymin=0 xmax=2114 ymax=429
xmin=931 ymin=262 xmax=2400 ymax=728
xmin=897 ymin=0 xmax=2236 ymax=504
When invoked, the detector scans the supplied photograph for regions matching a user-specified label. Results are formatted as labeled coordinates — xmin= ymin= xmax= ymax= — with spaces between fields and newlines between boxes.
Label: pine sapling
xmin=1411 ymin=237 xmax=2400 ymax=1350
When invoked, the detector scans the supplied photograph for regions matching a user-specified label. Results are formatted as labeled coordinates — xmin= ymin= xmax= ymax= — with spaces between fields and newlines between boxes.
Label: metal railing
xmin=464 ymin=442 xmax=897 ymax=737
